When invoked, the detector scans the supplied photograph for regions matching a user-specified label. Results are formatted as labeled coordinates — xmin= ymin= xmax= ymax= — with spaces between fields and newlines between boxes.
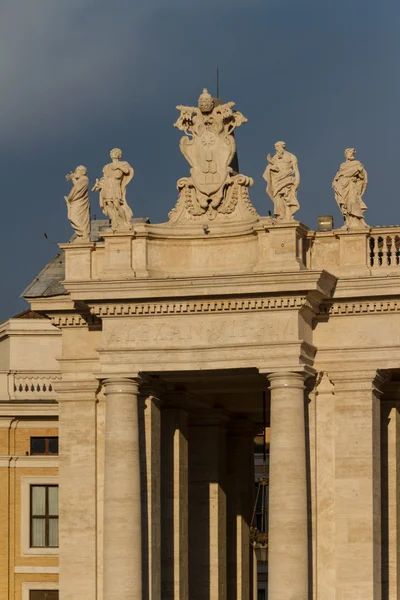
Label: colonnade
xmin=57 ymin=368 xmax=390 ymax=599
xmin=100 ymin=371 xmax=309 ymax=600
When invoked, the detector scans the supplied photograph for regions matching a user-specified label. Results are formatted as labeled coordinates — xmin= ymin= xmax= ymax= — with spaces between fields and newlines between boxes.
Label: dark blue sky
xmin=1 ymin=0 xmax=399 ymax=321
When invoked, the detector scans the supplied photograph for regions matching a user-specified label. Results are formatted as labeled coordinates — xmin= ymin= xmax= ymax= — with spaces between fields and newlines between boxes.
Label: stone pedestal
xmin=161 ymin=406 xmax=189 ymax=600
xmin=255 ymin=220 xmax=309 ymax=272
xmin=337 ymin=229 xmax=371 ymax=275
xmin=59 ymin=241 xmax=95 ymax=281
xmin=102 ymin=231 xmax=136 ymax=278
xmin=103 ymin=377 xmax=142 ymax=600
xmin=267 ymin=372 xmax=308 ymax=600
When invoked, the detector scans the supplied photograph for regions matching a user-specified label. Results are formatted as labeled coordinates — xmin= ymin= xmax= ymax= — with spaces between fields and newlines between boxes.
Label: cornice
xmin=333 ymin=275 xmax=400 ymax=298
xmin=63 ymin=270 xmax=336 ymax=302
xmin=90 ymin=296 xmax=310 ymax=317
xmin=318 ymin=299 xmax=400 ymax=317
xmin=49 ymin=313 xmax=100 ymax=328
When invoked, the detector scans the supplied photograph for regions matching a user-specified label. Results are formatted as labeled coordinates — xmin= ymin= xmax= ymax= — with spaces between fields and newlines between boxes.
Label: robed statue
xmin=65 ymin=166 xmax=90 ymax=241
xmin=332 ymin=148 xmax=368 ymax=228
xmin=263 ymin=141 xmax=300 ymax=221
xmin=93 ymin=148 xmax=134 ymax=230
xmin=171 ymin=88 xmax=255 ymax=222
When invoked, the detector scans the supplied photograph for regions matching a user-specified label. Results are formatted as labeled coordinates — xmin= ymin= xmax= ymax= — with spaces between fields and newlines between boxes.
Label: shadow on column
xmin=188 ymin=425 xmax=211 ymax=600
xmin=380 ymin=402 xmax=390 ymax=600
xmin=139 ymin=398 xmax=150 ymax=600
xmin=305 ymin=388 xmax=313 ymax=600
xmin=161 ymin=414 xmax=176 ymax=600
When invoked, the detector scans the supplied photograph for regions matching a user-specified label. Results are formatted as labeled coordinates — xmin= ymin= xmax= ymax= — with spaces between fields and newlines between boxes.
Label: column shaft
xmin=227 ymin=426 xmax=254 ymax=600
xmin=267 ymin=372 xmax=308 ymax=600
xmin=145 ymin=396 xmax=162 ymax=600
xmin=385 ymin=402 xmax=400 ymax=600
xmin=161 ymin=408 xmax=189 ymax=600
xmin=189 ymin=418 xmax=227 ymax=600
xmin=103 ymin=377 xmax=142 ymax=600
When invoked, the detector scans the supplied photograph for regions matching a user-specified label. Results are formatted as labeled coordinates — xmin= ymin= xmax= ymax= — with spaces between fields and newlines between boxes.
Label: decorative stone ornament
xmin=263 ymin=141 xmax=300 ymax=221
xmin=332 ymin=148 xmax=368 ymax=229
xmin=64 ymin=165 xmax=90 ymax=241
xmin=170 ymin=89 xmax=257 ymax=223
xmin=92 ymin=148 xmax=134 ymax=230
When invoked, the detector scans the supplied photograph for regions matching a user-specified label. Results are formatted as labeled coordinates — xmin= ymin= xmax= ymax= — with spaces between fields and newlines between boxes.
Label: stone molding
xmin=90 ymin=296 xmax=312 ymax=318
xmin=319 ymin=299 xmax=400 ymax=317
xmin=267 ymin=371 xmax=306 ymax=391
xmin=0 ymin=456 xmax=59 ymax=468
xmin=319 ymin=369 xmax=387 ymax=395
xmin=54 ymin=378 xmax=100 ymax=402
xmin=50 ymin=313 xmax=100 ymax=328
xmin=103 ymin=376 xmax=141 ymax=397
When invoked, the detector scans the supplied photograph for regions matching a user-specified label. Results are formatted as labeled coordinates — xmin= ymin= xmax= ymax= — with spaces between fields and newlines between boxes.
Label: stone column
xmin=382 ymin=399 xmax=400 ymax=600
xmin=103 ymin=377 xmax=143 ymax=600
xmin=55 ymin=379 xmax=99 ymax=600
xmin=189 ymin=412 xmax=227 ymax=600
xmin=330 ymin=371 xmax=384 ymax=600
xmin=161 ymin=405 xmax=189 ymax=600
xmin=226 ymin=420 xmax=255 ymax=600
xmin=143 ymin=392 xmax=162 ymax=600
xmin=267 ymin=372 xmax=308 ymax=600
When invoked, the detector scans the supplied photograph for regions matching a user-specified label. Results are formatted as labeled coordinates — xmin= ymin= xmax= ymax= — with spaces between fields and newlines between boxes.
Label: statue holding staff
xmin=64 ymin=165 xmax=90 ymax=241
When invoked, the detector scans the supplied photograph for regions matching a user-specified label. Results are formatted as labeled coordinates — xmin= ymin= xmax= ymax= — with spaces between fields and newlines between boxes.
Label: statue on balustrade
xmin=92 ymin=148 xmax=134 ymax=230
xmin=332 ymin=148 xmax=368 ymax=229
xmin=263 ymin=141 xmax=300 ymax=221
xmin=64 ymin=165 xmax=90 ymax=241
xmin=169 ymin=88 xmax=257 ymax=223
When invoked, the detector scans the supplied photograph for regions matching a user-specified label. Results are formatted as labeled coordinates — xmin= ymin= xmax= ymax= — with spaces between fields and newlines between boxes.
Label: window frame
xmin=29 ymin=591 xmax=59 ymax=600
xmin=30 ymin=484 xmax=59 ymax=548
xmin=21 ymin=476 xmax=59 ymax=556
xmin=22 ymin=583 xmax=59 ymax=600
xmin=30 ymin=436 xmax=59 ymax=456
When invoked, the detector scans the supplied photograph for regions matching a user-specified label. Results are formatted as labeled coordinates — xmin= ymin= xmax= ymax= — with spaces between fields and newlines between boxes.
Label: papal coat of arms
xmin=169 ymin=89 xmax=257 ymax=223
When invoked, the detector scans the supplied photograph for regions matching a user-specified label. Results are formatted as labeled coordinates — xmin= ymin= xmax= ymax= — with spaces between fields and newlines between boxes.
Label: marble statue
xmin=64 ymin=166 xmax=90 ymax=241
xmin=263 ymin=142 xmax=300 ymax=221
xmin=92 ymin=148 xmax=134 ymax=230
xmin=170 ymin=88 xmax=256 ymax=223
xmin=332 ymin=148 xmax=368 ymax=229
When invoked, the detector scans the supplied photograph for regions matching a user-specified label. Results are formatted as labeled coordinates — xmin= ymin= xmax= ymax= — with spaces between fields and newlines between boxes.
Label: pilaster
xmin=140 ymin=380 xmax=163 ymax=600
xmin=189 ymin=410 xmax=228 ymax=600
xmin=329 ymin=369 xmax=386 ymax=600
xmin=226 ymin=419 xmax=257 ymax=600
xmin=54 ymin=378 xmax=100 ymax=600
xmin=161 ymin=397 xmax=189 ymax=600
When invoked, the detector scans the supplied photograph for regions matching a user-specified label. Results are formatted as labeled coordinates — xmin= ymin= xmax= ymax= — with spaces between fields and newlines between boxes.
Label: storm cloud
xmin=0 ymin=0 xmax=399 ymax=319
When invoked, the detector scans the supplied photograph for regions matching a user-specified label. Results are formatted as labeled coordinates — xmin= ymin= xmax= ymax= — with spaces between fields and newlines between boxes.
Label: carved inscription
xmin=104 ymin=314 xmax=296 ymax=349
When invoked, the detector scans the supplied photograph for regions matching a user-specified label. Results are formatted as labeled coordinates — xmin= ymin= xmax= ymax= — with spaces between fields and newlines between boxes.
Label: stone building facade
xmin=0 ymin=312 xmax=60 ymax=600
xmin=0 ymin=214 xmax=396 ymax=600
xmin=1 ymin=89 xmax=400 ymax=600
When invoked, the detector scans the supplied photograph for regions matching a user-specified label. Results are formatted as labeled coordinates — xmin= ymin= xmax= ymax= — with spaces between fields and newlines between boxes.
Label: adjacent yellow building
xmin=0 ymin=311 xmax=60 ymax=600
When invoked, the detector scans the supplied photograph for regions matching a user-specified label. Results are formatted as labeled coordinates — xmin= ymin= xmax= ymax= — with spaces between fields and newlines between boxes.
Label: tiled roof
xmin=22 ymin=218 xmax=149 ymax=299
